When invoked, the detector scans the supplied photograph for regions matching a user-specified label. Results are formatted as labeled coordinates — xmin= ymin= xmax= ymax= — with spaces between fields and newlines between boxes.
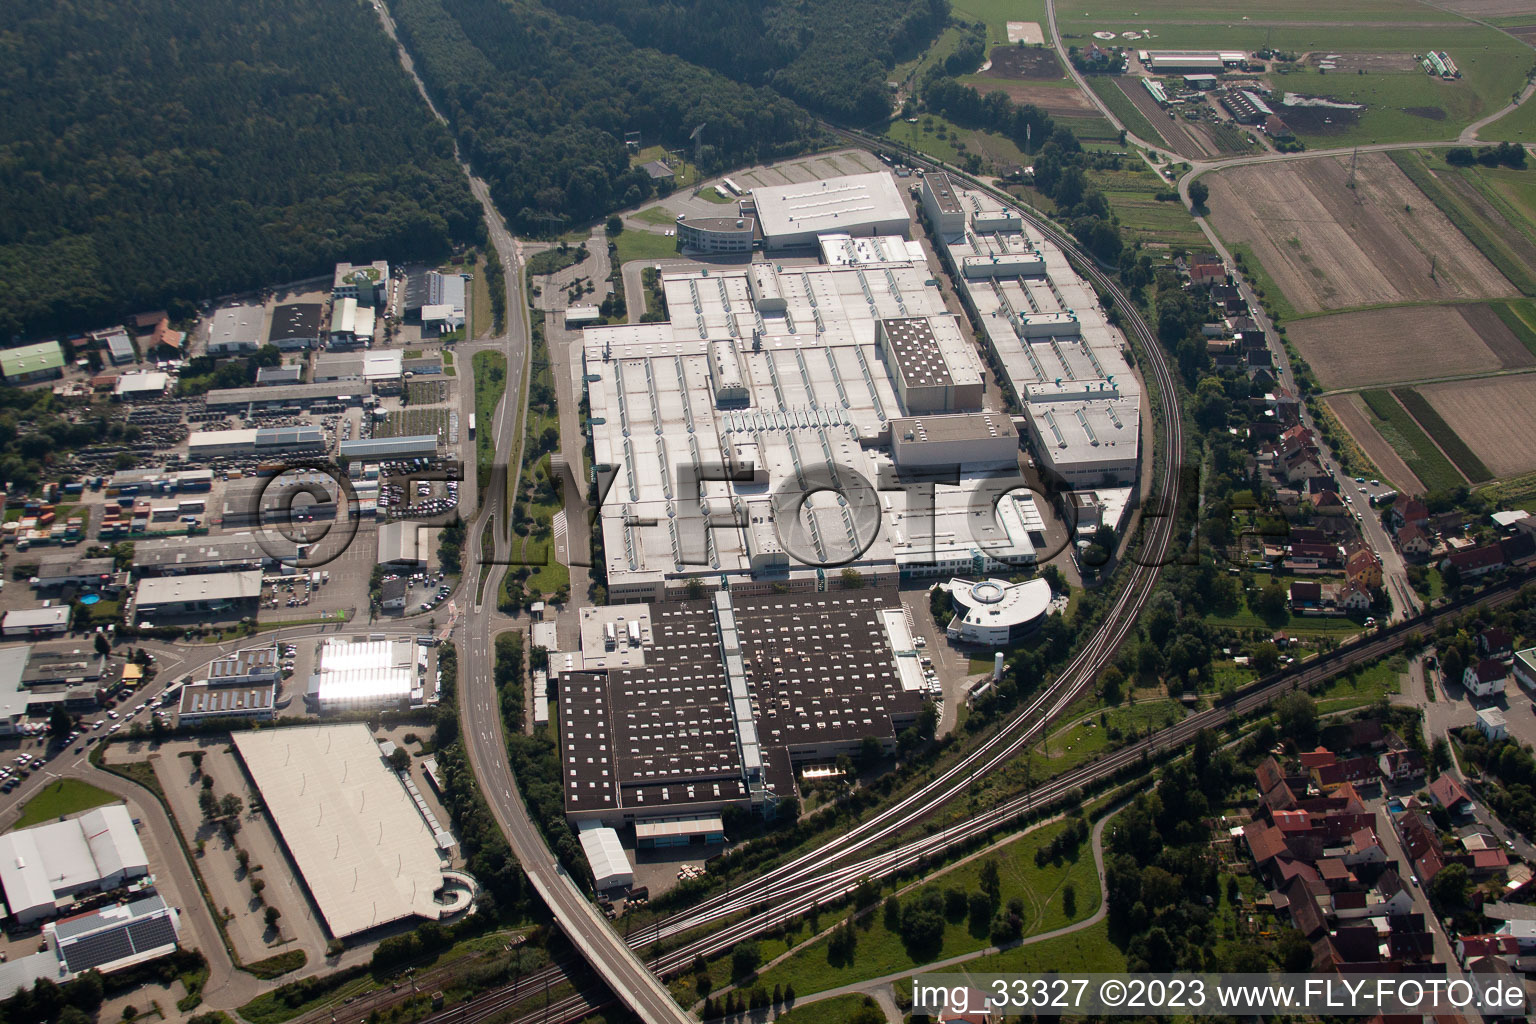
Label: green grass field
xmin=1360 ymin=389 xmax=1466 ymax=491
xmin=1090 ymin=167 xmax=1207 ymax=249
xmin=884 ymin=113 xmax=1034 ymax=174
xmin=471 ymin=350 xmax=507 ymax=494
xmin=966 ymin=918 xmax=1125 ymax=972
xmin=1314 ymin=657 xmax=1403 ymax=713
xmin=11 ymin=779 xmax=118 ymax=829
xmin=1476 ymin=92 xmax=1536 ymax=144
xmin=1392 ymin=387 xmax=1493 ymax=482
xmin=632 ymin=205 xmax=678 ymax=227
xmin=753 ymin=819 xmax=1101 ymax=998
xmin=1389 ymin=150 xmax=1536 ymax=296
xmin=613 ymin=228 xmax=679 ymax=267
xmin=1085 ymin=77 xmax=1168 ymax=149
xmin=953 ymin=0 xmax=1053 ymax=43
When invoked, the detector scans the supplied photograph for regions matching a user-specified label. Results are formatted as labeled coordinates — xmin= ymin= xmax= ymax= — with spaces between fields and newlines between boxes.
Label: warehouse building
xmin=581 ymin=241 xmax=1041 ymax=600
xmin=377 ymin=521 xmax=428 ymax=566
xmin=114 ymin=371 xmax=168 ymax=402
xmin=133 ymin=570 xmax=263 ymax=621
xmin=1143 ymin=49 xmax=1245 ymax=73
xmin=0 ymin=341 xmax=65 ymax=384
xmin=205 ymin=380 xmax=367 ymax=411
xmin=306 ymin=636 xmax=421 ymax=710
xmin=220 ymin=471 xmax=347 ymax=527
xmin=920 ymin=173 xmax=1140 ymax=488
xmin=255 ymin=365 xmax=303 ymax=386
xmin=561 ymin=588 xmax=927 ymax=828
xmin=328 ymin=297 xmax=377 ymax=349
xmin=578 ymin=826 xmax=633 ymax=891
xmin=313 ymin=350 xmax=402 ymax=386
xmin=752 ymin=172 xmax=909 ymax=250
xmin=890 ymin=413 xmax=1019 ymax=468
xmin=186 ymin=425 xmax=326 ymax=459
xmin=208 ymin=304 xmax=265 ymax=356
xmin=2 ymin=606 xmax=71 ymax=638
xmin=133 ymin=533 xmax=269 ymax=575
xmin=1221 ymin=88 xmax=1274 ymax=125
xmin=875 ymin=316 xmax=984 ymax=414
xmin=0 ymin=805 xmax=149 ymax=924
xmin=206 ymin=644 xmax=281 ymax=686
xmin=32 ymin=557 xmax=118 ymax=591
xmin=48 ymin=896 xmax=181 ymax=976
xmin=178 ymin=681 xmax=276 ymax=722
xmin=339 ymin=435 xmax=438 ymax=461
xmin=232 ymin=725 xmax=456 ymax=938
xmin=268 ymin=303 xmax=324 ymax=351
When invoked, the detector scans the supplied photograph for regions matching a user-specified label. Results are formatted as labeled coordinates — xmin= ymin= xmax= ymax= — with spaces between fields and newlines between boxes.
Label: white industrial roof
xmin=377 ymin=521 xmax=424 ymax=564
xmin=3 ymin=608 xmax=70 ymax=629
xmin=0 ymin=646 xmax=31 ymax=722
xmin=0 ymin=804 xmax=148 ymax=918
xmin=752 ymin=172 xmax=907 ymax=241
xmin=114 ymin=372 xmax=168 ymax=396
xmin=577 ymin=827 xmax=633 ymax=890
xmin=232 ymin=725 xmax=445 ymax=937
xmin=134 ymin=570 xmax=262 ymax=608
xmin=310 ymin=638 xmax=416 ymax=705
xmin=209 ymin=304 xmax=265 ymax=350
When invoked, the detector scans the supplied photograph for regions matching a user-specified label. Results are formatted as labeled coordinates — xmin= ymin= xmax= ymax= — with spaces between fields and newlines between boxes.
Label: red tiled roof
xmin=1300 ymin=747 xmax=1336 ymax=769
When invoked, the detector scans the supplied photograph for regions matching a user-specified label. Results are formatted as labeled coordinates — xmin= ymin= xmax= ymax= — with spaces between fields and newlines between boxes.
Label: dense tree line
xmin=0 ymin=387 xmax=143 ymax=494
xmin=0 ymin=0 xmax=483 ymax=341
xmin=549 ymin=0 xmax=948 ymax=123
xmin=391 ymin=0 xmax=819 ymax=233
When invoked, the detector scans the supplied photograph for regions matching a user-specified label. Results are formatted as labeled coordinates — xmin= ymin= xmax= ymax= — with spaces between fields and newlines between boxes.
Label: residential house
xmin=1464 ymin=658 xmax=1508 ymax=698
xmin=1456 ymin=935 xmax=1519 ymax=966
xmin=1346 ymin=549 xmax=1383 ymax=590
xmin=1379 ymin=747 xmax=1426 ymax=783
xmin=1290 ymin=580 xmax=1323 ymax=611
xmin=1332 ymin=581 xmax=1372 ymax=613
xmin=1396 ymin=523 xmax=1432 ymax=560
xmin=1343 ymin=827 xmax=1388 ymax=869
xmin=1189 ymin=253 xmax=1227 ymax=285
xmin=1374 ymin=868 xmax=1415 ymax=918
xmin=1479 ymin=627 xmax=1515 ymax=661
xmin=1390 ymin=498 xmax=1430 ymax=533
xmin=1428 ymin=774 xmax=1474 ymax=816
xmin=1444 ymin=544 xmax=1505 ymax=579
xmin=130 ymin=310 xmax=168 ymax=337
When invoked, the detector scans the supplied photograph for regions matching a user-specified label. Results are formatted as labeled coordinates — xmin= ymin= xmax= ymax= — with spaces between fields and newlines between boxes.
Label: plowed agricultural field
xmin=1205 ymin=153 xmax=1519 ymax=314
xmin=1287 ymin=303 xmax=1535 ymax=389
xmin=1418 ymin=376 xmax=1536 ymax=478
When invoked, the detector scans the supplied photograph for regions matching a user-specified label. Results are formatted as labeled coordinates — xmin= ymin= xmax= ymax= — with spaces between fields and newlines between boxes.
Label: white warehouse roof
xmin=232 ymin=725 xmax=447 ymax=938
xmin=752 ymin=172 xmax=908 ymax=243
xmin=577 ymin=826 xmax=633 ymax=891
xmin=309 ymin=637 xmax=417 ymax=707
xmin=0 ymin=805 xmax=149 ymax=921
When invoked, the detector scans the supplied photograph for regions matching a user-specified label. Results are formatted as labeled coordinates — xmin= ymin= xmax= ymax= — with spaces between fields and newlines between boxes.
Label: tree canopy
xmin=0 ymin=0 xmax=483 ymax=341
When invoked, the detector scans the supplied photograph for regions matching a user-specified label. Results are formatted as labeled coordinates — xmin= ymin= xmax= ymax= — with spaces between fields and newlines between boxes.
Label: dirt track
xmin=1118 ymin=78 xmax=1217 ymax=159
xmin=1326 ymin=394 xmax=1425 ymax=494
xmin=1420 ymin=376 xmax=1536 ymax=478
xmin=1288 ymin=304 xmax=1531 ymax=390
xmin=1206 ymin=153 xmax=1520 ymax=314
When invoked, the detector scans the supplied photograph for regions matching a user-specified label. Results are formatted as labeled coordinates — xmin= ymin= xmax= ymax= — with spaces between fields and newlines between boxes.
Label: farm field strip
xmin=1205 ymin=153 xmax=1518 ymax=314
xmin=1360 ymin=389 xmax=1467 ymax=491
xmin=1389 ymin=151 xmax=1536 ymax=295
xmin=1326 ymin=394 xmax=1424 ymax=494
xmin=1085 ymin=77 xmax=1168 ymax=149
xmin=1492 ymin=301 xmax=1536 ymax=358
xmin=1391 ymin=387 xmax=1493 ymax=482
xmin=1284 ymin=304 xmax=1510 ymax=390
xmin=1417 ymin=375 xmax=1536 ymax=479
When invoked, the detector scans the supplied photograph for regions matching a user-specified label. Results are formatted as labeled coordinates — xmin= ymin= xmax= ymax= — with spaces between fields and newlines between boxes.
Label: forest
xmin=0 ymin=0 xmax=483 ymax=341
xmin=390 ymin=0 xmax=820 ymax=233
xmin=548 ymin=0 xmax=950 ymax=123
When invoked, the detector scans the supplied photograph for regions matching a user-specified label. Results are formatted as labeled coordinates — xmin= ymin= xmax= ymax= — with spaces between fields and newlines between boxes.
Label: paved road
xmin=371 ymin=5 xmax=693 ymax=1020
